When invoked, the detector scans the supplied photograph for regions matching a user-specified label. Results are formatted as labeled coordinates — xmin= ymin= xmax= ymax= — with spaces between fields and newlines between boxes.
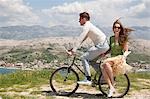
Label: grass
xmin=0 ymin=69 xmax=55 ymax=98
xmin=0 ymin=69 xmax=51 ymax=88
xmin=0 ymin=69 xmax=149 ymax=98
xmin=0 ymin=94 xmax=54 ymax=99
xmin=128 ymin=72 xmax=150 ymax=91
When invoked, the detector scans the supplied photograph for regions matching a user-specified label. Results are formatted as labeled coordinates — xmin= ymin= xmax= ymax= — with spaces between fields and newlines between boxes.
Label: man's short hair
xmin=79 ymin=12 xmax=90 ymax=20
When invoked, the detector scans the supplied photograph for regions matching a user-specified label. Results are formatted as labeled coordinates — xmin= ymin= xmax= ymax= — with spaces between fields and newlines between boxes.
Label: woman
xmin=101 ymin=19 xmax=134 ymax=97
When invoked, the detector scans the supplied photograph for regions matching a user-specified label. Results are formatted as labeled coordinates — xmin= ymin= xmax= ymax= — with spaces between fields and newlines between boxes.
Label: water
xmin=0 ymin=67 xmax=17 ymax=74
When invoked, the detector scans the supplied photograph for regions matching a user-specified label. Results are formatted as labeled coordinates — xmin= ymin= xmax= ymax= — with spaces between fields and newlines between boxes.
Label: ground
xmin=0 ymin=83 xmax=150 ymax=99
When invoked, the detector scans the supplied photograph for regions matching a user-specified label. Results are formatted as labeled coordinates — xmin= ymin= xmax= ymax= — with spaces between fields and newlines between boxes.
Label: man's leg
xmin=77 ymin=53 xmax=92 ymax=85
xmin=77 ymin=45 xmax=108 ymax=85
xmin=87 ymin=46 xmax=108 ymax=71
xmin=81 ymin=58 xmax=91 ymax=81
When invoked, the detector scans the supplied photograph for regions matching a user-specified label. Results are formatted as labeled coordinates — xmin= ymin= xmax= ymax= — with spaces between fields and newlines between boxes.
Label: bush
xmin=0 ymin=48 xmax=58 ymax=63
xmin=127 ymin=53 xmax=150 ymax=64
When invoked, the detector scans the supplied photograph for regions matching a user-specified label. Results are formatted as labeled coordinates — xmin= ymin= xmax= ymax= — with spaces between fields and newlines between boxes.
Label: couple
xmin=67 ymin=12 xmax=134 ymax=97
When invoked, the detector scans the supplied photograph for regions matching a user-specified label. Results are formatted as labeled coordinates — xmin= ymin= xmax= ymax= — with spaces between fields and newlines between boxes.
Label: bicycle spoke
xmin=50 ymin=67 xmax=79 ymax=96
xmin=99 ymin=74 xmax=130 ymax=98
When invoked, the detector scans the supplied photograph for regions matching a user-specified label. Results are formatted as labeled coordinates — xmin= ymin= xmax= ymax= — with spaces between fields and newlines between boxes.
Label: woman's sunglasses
xmin=114 ymin=26 xmax=121 ymax=29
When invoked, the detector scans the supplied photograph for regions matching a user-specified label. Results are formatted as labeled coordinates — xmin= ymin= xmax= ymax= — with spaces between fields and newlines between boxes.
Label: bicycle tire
xmin=50 ymin=67 xmax=79 ymax=96
xmin=98 ymin=73 xmax=130 ymax=98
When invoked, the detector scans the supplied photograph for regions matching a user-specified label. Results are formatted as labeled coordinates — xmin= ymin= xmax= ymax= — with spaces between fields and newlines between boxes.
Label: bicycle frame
xmin=50 ymin=53 xmax=130 ymax=97
xmin=67 ymin=55 xmax=102 ymax=85
xmin=67 ymin=55 xmax=86 ymax=76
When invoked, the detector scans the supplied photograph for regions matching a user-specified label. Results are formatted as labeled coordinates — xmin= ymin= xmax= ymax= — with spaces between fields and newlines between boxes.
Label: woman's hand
xmin=100 ymin=53 xmax=106 ymax=57
xmin=123 ymin=51 xmax=131 ymax=58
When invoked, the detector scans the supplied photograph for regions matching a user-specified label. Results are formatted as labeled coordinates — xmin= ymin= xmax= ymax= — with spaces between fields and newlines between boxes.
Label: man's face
xmin=79 ymin=17 xmax=86 ymax=26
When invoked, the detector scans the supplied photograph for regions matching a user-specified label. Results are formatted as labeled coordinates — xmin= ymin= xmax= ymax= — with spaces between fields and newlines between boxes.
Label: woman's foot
xmin=108 ymin=87 xmax=116 ymax=98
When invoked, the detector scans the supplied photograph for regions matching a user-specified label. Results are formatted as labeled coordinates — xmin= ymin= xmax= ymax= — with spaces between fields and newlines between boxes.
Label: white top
xmin=73 ymin=21 xmax=107 ymax=52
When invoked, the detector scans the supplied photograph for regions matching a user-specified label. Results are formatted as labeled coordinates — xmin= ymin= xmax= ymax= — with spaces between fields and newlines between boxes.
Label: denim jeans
xmin=81 ymin=40 xmax=109 ymax=77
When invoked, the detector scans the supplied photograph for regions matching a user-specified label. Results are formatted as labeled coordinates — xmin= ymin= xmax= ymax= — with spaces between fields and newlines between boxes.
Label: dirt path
xmin=42 ymin=85 xmax=150 ymax=99
xmin=1 ymin=77 xmax=150 ymax=98
xmin=0 ymin=84 xmax=150 ymax=99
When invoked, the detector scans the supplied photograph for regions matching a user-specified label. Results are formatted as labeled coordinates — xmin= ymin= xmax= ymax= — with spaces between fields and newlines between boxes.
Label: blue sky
xmin=24 ymin=0 xmax=91 ymax=9
xmin=0 ymin=0 xmax=149 ymax=27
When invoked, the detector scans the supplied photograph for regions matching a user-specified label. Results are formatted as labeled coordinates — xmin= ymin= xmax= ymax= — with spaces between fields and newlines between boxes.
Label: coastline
xmin=0 ymin=66 xmax=20 ymax=70
xmin=0 ymin=66 xmax=33 ymax=73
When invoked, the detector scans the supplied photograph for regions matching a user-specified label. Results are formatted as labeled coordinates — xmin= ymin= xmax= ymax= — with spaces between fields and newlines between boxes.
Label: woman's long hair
xmin=112 ymin=18 xmax=134 ymax=45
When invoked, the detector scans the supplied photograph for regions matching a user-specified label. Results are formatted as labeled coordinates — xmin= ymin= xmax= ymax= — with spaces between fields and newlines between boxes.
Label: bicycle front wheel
xmin=50 ymin=67 xmax=79 ymax=96
xmin=98 ymin=73 xmax=130 ymax=98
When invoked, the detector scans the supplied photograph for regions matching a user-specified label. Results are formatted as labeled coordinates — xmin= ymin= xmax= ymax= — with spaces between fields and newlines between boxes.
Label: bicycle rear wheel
xmin=50 ymin=67 xmax=79 ymax=96
xmin=98 ymin=73 xmax=130 ymax=98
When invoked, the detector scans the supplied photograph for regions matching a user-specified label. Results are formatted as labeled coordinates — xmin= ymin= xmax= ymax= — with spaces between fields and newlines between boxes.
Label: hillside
xmin=0 ymin=25 xmax=81 ymax=40
xmin=0 ymin=37 xmax=150 ymax=71
xmin=0 ymin=37 xmax=150 ymax=54
xmin=0 ymin=25 xmax=149 ymax=40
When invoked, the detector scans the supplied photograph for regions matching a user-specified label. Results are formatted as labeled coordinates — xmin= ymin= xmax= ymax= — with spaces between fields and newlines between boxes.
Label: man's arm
xmin=72 ymin=25 xmax=89 ymax=52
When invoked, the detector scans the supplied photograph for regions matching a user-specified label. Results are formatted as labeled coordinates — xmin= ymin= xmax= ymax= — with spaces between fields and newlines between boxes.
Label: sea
xmin=0 ymin=67 xmax=17 ymax=74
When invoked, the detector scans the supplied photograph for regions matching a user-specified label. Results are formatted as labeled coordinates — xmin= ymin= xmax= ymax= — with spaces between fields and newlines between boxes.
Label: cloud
xmin=51 ymin=2 xmax=84 ymax=14
xmin=0 ymin=0 xmax=40 ymax=26
xmin=41 ymin=2 xmax=84 ymax=26
xmin=42 ymin=0 xmax=150 ymax=27
xmin=126 ymin=3 xmax=146 ymax=16
xmin=0 ymin=0 xmax=149 ymax=27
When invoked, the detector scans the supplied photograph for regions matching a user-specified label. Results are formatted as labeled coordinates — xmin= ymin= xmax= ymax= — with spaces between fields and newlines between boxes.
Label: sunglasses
xmin=114 ymin=26 xmax=121 ymax=29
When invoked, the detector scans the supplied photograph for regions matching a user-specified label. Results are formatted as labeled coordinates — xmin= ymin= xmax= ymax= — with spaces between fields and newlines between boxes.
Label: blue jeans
xmin=81 ymin=40 xmax=109 ymax=77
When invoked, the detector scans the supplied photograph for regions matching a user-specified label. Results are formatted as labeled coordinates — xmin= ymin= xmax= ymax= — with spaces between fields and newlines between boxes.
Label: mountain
xmin=100 ymin=26 xmax=150 ymax=40
xmin=0 ymin=25 xmax=149 ymax=40
xmin=131 ymin=26 xmax=150 ymax=40
xmin=0 ymin=25 xmax=82 ymax=40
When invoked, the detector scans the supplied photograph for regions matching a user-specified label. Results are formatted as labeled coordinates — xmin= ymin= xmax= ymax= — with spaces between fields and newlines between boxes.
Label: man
xmin=68 ymin=12 xmax=109 ymax=85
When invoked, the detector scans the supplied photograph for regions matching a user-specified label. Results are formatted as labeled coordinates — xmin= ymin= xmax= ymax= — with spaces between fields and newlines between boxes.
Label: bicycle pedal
xmin=91 ymin=80 xmax=97 ymax=87
xmin=91 ymin=83 xmax=96 ymax=87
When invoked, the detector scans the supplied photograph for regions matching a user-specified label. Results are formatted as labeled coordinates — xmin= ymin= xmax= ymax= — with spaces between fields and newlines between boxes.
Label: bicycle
xmin=50 ymin=52 xmax=130 ymax=98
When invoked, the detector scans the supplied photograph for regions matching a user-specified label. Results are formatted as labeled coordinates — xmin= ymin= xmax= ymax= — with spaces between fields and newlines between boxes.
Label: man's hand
xmin=66 ymin=50 xmax=73 ymax=55
xmin=66 ymin=48 xmax=74 ymax=56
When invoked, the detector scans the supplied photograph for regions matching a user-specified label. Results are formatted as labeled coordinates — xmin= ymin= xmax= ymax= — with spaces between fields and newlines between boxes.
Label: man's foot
xmin=107 ymin=88 xmax=116 ymax=98
xmin=77 ymin=79 xmax=92 ymax=85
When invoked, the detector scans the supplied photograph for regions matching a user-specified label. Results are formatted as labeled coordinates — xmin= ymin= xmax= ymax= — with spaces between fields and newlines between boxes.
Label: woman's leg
xmin=102 ymin=62 xmax=115 ymax=97
xmin=102 ymin=63 xmax=114 ymax=88
xmin=102 ymin=67 xmax=113 ymax=88
xmin=104 ymin=62 xmax=114 ymax=85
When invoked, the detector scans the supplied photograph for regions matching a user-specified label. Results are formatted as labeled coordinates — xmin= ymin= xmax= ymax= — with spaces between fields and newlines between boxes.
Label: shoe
xmin=108 ymin=88 xmax=116 ymax=98
xmin=77 ymin=79 xmax=92 ymax=85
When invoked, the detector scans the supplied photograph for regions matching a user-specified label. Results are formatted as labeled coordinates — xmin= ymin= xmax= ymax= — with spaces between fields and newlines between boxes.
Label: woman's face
xmin=113 ymin=23 xmax=121 ymax=34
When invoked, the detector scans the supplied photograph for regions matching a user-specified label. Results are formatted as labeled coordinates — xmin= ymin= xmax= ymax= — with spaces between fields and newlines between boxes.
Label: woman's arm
xmin=123 ymin=41 xmax=128 ymax=52
xmin=104 ymin=48 xmax=111 ymax=55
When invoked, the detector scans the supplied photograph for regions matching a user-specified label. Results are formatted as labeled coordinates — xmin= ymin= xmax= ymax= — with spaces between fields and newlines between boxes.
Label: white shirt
xmin=73 ymin=21 xmax=107 ymax=52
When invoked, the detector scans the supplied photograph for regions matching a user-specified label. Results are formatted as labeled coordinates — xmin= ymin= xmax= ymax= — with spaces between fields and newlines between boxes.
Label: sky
xmin=0 ymin=0 xmax=149 ymax=27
